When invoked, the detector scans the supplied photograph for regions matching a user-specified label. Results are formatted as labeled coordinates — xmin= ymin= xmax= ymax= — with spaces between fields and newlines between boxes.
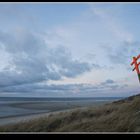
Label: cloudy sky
xmin=0 ymin=3 xmax=140 ymax=97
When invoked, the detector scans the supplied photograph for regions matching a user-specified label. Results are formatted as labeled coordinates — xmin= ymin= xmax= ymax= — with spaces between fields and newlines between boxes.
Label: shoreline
xmin=0 ymin=107 xmax=86 ymax=127
xmin=0 ymin=100 xmax=115 ymax=127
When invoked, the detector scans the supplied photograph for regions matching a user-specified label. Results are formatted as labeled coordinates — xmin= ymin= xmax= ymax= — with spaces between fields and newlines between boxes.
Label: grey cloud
xmin=99 ymin=79 xmax=128 ymax=91
xmin=0 ymin=30 xmax=92 ymax=89
xmin=84 ymin=53 xmax=96 ymax=60
xmin=107 ymin=41 xmax=140 ymax=65
xmin=97 ymin=79 xmax=127 ymax=91
xmin=106 ymin=79 xmax=114 ymax=84
xmin=92 ymin=64 xmax=102 ymax=69
xmin=0 ymin=73 xmax=129 ymax=97
xmin=101 ymin=79 xmax=115 ymax=85
xmin=0 ymin=80 xmax=128 ymax=97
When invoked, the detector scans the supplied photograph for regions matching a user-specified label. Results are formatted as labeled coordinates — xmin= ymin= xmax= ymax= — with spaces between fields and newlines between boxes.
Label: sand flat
xmin=0 ymin=97 xmax=117 ymax=126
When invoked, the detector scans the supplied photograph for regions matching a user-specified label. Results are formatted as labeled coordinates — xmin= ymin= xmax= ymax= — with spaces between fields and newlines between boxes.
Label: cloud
xmin=0 ymin=4 xmax=137 ymax=97
xmin=0 ymin=30 xmax=92 ymax=89
xmin=107 ymin=41 xmax=140 ymax=66
xmin=0 ymin=78 xmax=128 ymax=97
xmin=101 ymin=79 xmax=115 ymax=85
xmin=89 ymin=5 xmax=140 ymax=68
xmin=90 ymin=5 xmax=134 ymax=44
xmin=0 ymin=26 xmax=117 ymax=96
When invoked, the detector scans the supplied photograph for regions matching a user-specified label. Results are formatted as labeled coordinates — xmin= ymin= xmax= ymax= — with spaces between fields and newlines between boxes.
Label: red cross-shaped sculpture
xmin=131 ymin=54 xmax=140 ymax=82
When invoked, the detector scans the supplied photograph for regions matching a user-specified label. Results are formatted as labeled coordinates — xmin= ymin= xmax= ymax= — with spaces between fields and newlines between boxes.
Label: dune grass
xmin=0 ymin=94 xmax=140 ymax=132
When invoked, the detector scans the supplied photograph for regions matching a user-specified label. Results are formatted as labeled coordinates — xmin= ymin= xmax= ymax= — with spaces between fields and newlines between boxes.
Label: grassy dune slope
xmin=0 ymin=94 xmax=140 ymax=132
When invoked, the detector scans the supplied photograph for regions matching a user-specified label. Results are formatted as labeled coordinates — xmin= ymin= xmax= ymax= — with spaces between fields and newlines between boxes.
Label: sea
xmin=0 ymin=97 xmax=123 ymax=119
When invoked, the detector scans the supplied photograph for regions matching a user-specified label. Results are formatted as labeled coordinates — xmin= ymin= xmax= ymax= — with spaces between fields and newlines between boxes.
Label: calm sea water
xmin=0 ymin=97 xmax=123 ymax=119
xmin=0 ymin=97 xmax=122 ymax=102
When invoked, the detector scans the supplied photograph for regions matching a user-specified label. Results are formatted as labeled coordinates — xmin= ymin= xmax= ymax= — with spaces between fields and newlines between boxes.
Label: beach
xmin=0 ymin=97 xmax=121 ymax=126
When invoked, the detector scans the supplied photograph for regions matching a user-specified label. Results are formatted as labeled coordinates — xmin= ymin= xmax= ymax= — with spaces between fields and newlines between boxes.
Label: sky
xmin=0 ymin=2 xmax=140 ymax=97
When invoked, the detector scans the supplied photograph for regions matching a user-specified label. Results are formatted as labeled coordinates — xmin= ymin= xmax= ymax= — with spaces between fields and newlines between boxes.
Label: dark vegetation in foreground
xmin=0 ymin=94 xmax=140 ymax=132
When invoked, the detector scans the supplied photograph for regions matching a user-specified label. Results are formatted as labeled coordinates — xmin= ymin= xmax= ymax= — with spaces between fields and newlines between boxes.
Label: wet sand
xmin=0 ymin=98 xmax=117 ymax=126
xmin=0 ymin=110 xmax=70 ymax=126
